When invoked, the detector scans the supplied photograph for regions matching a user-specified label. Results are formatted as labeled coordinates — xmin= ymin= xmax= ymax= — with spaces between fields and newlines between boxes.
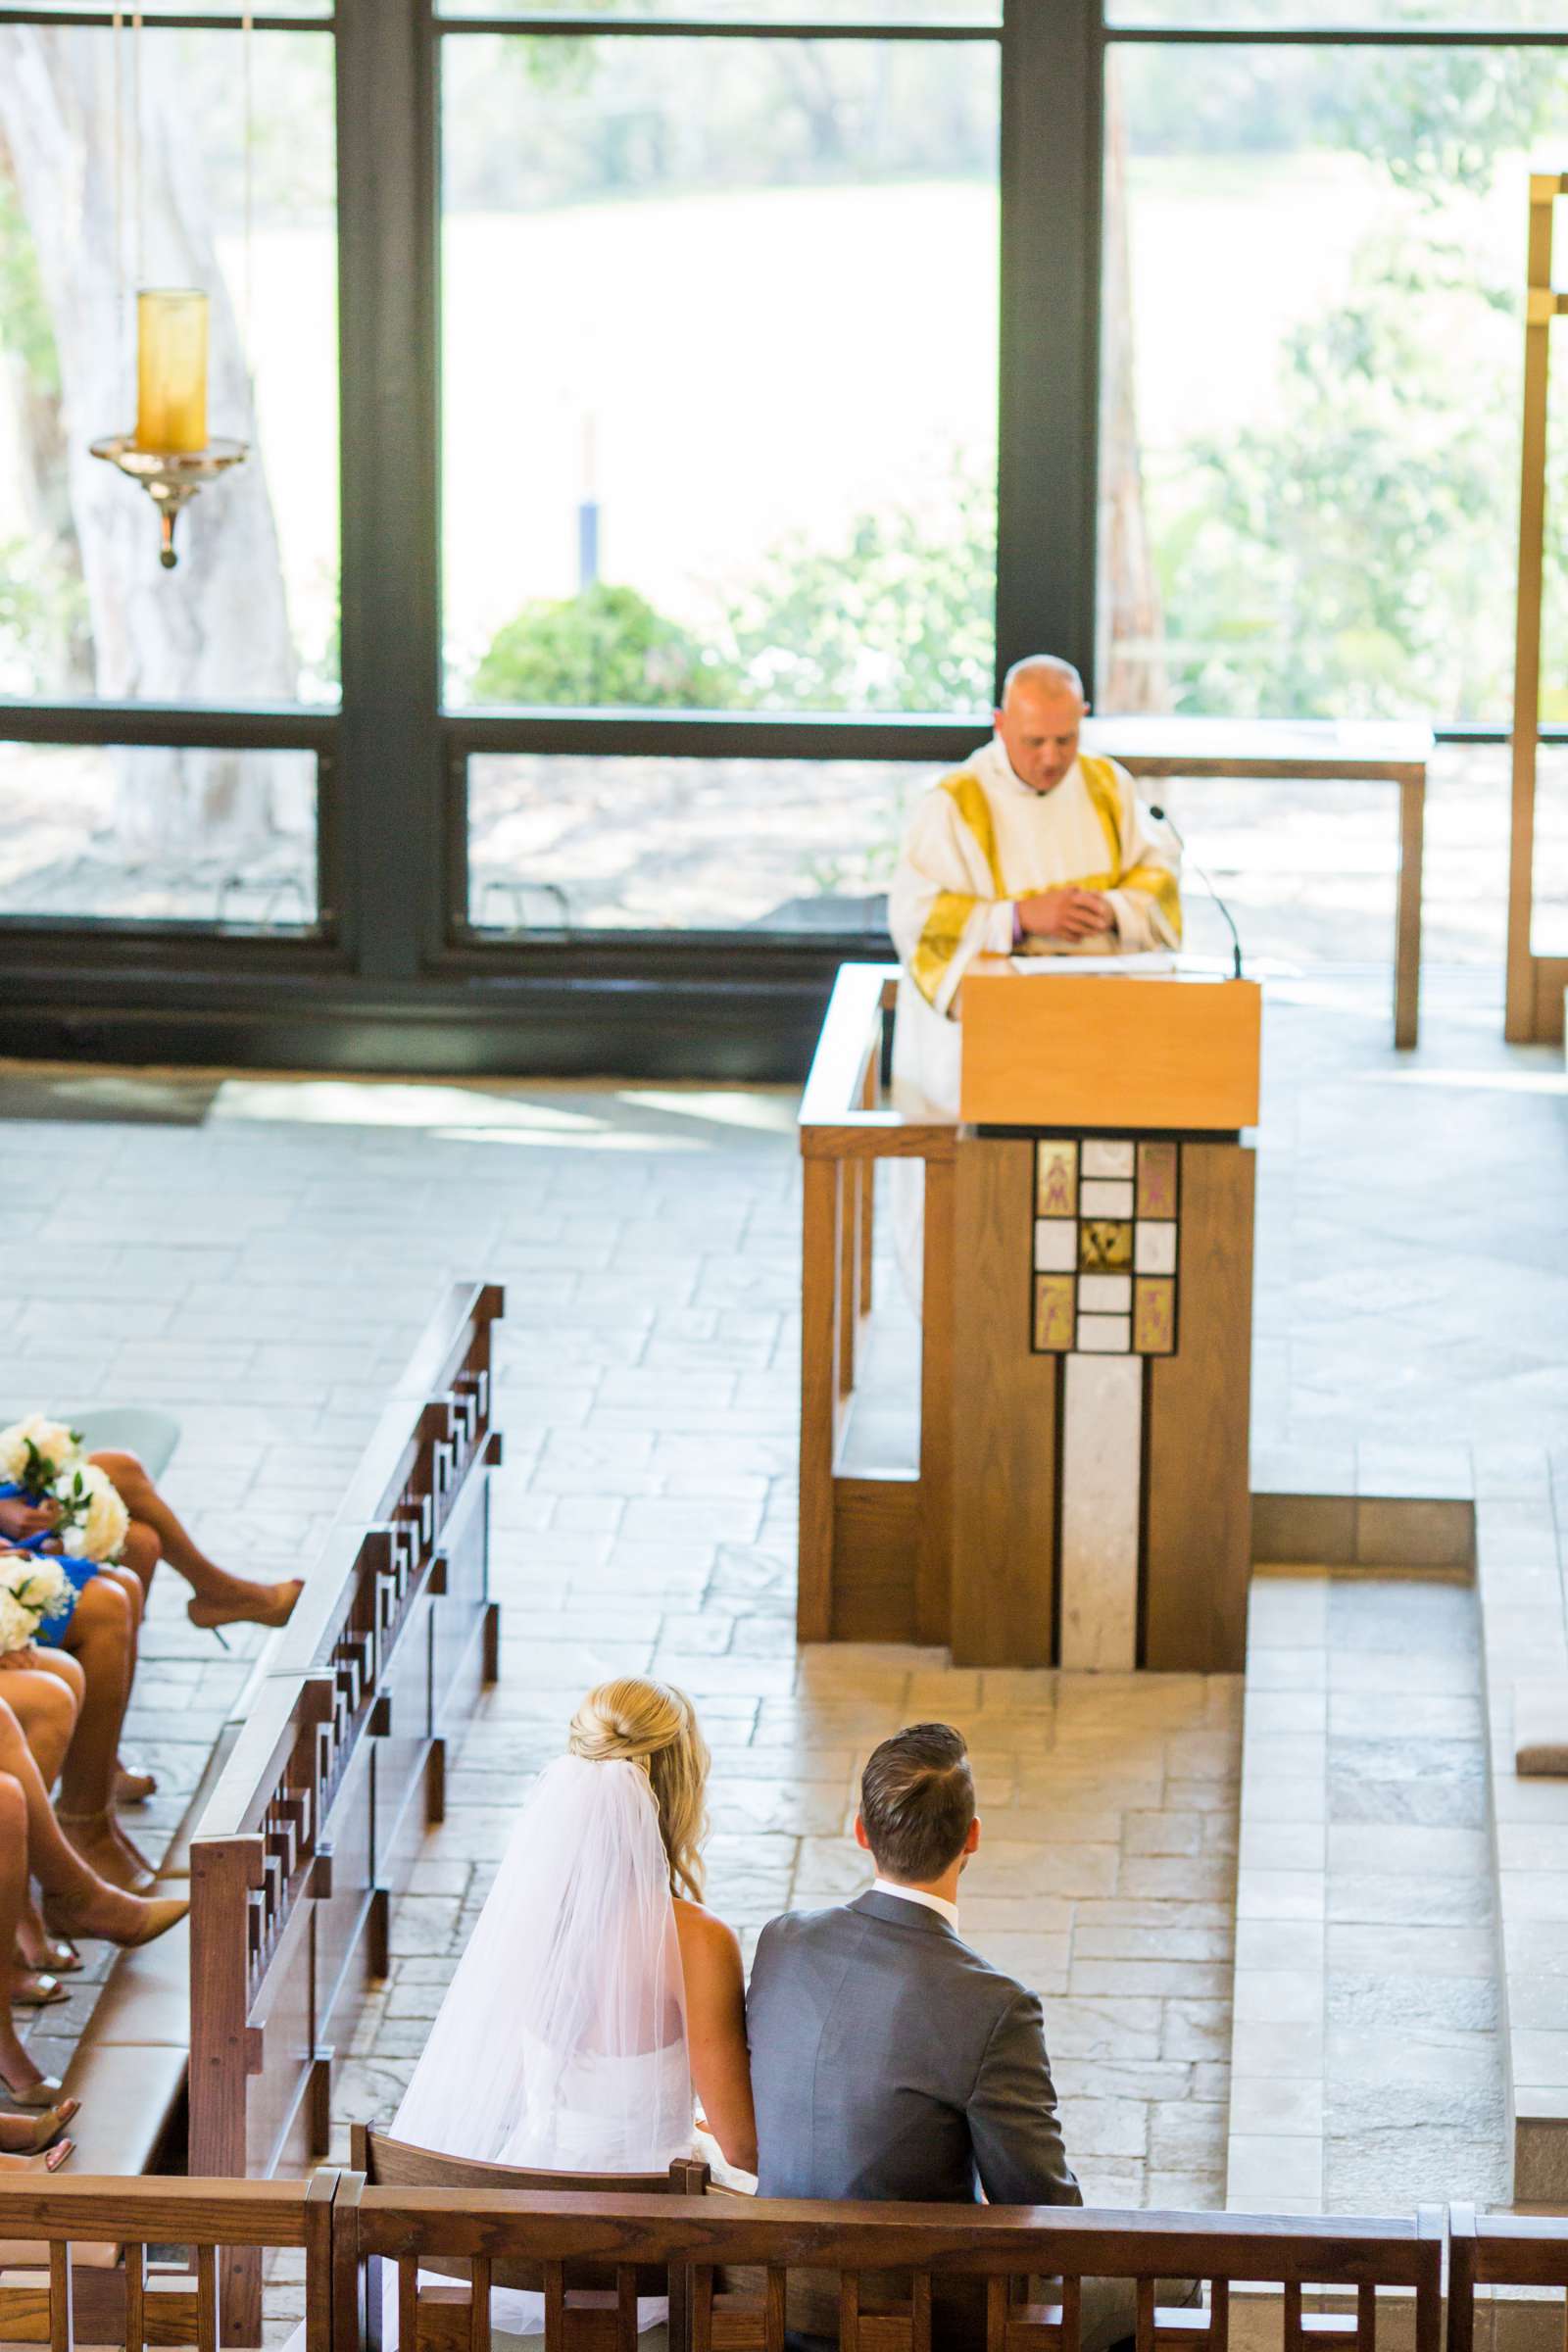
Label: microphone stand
xmin=1147 ymin=804 xmax=1245 ymax=981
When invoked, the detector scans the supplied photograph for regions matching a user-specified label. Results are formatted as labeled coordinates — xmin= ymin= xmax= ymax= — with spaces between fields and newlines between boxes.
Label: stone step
xmin=1473 ymin=1470 xmax=1568 ymax=2207
xmin=1225 ymin=1562 xmax=1509 ymax=2218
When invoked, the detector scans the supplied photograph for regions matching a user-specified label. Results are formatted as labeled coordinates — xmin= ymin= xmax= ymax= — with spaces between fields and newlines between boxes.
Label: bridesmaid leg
xmin=87 ymin=1451 xmax=302 ymax=1629
xmin=54 ymin=1575 xmax=148 ymax=1891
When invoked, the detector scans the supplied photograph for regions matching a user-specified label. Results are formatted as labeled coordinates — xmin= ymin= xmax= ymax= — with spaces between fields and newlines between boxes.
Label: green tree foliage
xmin=0 ymin=158 xmax=59 ymax=393
xmin=726 ymin=465 xmax=995 ymax=712
xmin=470 ymin=579 xmax=743 ymax=708
xmin=469 ymin=465 xmax=997 ymax=714
xmin=1137 ymin=49 xmax=1568 ymax=720
xmin=0 ymin=145 xmax=89 ymax=692
xmin=1317 ymin=49 xmax=1557 ymax=200
xmin=1157 ymin=241 xmax=1517 ymax=719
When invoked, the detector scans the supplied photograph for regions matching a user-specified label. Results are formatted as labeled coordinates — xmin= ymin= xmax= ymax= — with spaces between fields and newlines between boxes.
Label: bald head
xmin=1001 ymin=655 xmax=1084 ymax=705
xmin=995 ymin=654 xmax=1088 ymax=795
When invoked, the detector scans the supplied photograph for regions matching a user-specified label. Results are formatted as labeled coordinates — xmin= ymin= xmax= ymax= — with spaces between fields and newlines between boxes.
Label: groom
xmin=747 ymin=1722 xmax=1192 ymax=2350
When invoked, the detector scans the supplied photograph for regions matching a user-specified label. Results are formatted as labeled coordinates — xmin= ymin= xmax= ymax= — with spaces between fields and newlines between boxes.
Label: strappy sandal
xmin=11 ymin=1971 xmax=69 ymax=2008
xmin=0 ymin=2102 xmax=78 ymax=2154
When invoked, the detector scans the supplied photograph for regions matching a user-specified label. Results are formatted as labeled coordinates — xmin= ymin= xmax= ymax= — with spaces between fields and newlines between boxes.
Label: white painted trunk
xmin=0 ymin=26 xmax=303 ymax=857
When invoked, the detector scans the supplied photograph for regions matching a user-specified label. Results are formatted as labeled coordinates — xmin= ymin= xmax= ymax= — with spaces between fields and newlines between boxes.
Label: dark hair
xmin=859 ymin=1722 xmax=975 ymax=1883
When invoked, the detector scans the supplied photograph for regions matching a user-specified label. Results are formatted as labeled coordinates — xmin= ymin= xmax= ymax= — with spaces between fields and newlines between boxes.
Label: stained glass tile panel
xmin=1034 ymin=1220 xmax=1077 ymax=1273
xmin=1080 ymin=1219 xmax=1134 ymax=1273
xmin=1034 ymin=1274 xmax=1076 ymax=1351
xmin=1081 ymin=1178 xmax=1135 ymax=1218
xmin=1134 ymin=1276 xmax=1177 ymax=1355
xmin=1135 ymin=1221 xmax=1177 ymax=1275
xmin=1036 ymin=1141 xmax=1078 ymax=1217
xmin=1137 ymin=1141 xmax=1179 ymax=1219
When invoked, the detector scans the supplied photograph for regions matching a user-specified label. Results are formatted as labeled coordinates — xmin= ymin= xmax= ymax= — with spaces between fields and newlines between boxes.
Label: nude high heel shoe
xmin=0 ymin=2103 xmax=78 ymax=2154
xmin=187 ymin=1579 xmax=302 ymax=1636
xmin=56 ymin=1812 xmax=156 ymax=1896
xmin=41 ymin=1886 xmax=187 ymax=1951
xmin=0 ymin=2045 xmax=67 ymax=2108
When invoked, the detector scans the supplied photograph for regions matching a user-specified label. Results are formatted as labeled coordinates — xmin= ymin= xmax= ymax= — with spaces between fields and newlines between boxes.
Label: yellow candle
xmin=135 ymin=289 xmax=209 ymax=455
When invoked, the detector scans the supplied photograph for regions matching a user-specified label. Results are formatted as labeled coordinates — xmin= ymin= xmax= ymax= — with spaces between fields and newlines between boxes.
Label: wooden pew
xmin=0 ymin=2174 xmax=335 ymax=2350
xmin=1447 ymin=2207 xmax=1568 ymax=2352
xmin=189 ymin=1281 xmax=505 ymax=2342
xmin=0 ymin=1282 xmax=504 ymax=2346
xmin=0 ymin=2175 xmax=1446 ymax=2352
xmin=334 ymin=2183 xmax=1445 ymax=2352
xmin=353 ymin=2128 xmax=711 ymax=2352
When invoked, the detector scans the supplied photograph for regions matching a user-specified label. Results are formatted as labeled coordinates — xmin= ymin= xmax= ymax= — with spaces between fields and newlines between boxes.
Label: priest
xmin=889 ymin=654 xmax=1182 ymax=1117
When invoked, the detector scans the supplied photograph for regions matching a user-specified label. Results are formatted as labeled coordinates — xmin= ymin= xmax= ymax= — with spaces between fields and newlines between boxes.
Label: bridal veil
xmin=392 ymin=1752 xmax=694 ymax=2172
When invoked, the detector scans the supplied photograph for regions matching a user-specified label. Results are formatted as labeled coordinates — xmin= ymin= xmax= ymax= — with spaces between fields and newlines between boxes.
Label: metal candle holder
xmin=89 ymin=435 xmax=249 ymax=569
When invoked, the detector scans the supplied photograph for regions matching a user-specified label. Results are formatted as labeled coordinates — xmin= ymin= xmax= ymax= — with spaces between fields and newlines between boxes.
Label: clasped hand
xmin=1016 ymin=886 xmax=1116 ymax=942
xmin=0 ymin=1496 xmax=58 ymax=1542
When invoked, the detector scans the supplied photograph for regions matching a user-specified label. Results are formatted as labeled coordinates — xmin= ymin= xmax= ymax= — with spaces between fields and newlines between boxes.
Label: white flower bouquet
xmin=0 ymin=1553 xmax=74 ymax=1654
xmin=49 ymin=1462 xmax=129 ymax=1564
xmin=0 ymin=1414 xmax=84 ymax=1495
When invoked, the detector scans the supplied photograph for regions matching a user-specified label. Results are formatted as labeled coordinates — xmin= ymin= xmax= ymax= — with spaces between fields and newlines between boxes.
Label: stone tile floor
xmin=0 ymin=963 xmax=1560 ymax=2309
xmin=337 ymin=1648 xmax=1241 ymax=2214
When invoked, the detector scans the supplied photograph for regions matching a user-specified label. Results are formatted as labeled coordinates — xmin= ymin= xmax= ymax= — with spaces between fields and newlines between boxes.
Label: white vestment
xmin=888 ymin=735 xmax=1182 ymax=1119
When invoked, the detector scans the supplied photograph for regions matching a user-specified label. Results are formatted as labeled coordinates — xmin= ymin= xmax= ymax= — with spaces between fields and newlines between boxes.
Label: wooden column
xmin=916 ymin=1154 xmax=956 ymax=1647
xmin=1144 ymin=1141 xmax=1254 ymax=1673
xmin=1395 ymin=769 xmax=1424 ymax=1051
xmin=949 ymin=1135 xmax=1059 ymax=1669
xmin=1506 ymin=175 xmax=1566 ymax=1043
xmin=189 ymin=1837 xmax=267 ymax=2345
xmin=797 ymin=1154 xmax=840 ymax=1644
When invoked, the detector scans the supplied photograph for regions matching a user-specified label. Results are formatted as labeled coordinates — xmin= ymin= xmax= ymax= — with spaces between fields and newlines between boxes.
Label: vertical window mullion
xmin=996 ymin=0 xmax=1104 ymax=697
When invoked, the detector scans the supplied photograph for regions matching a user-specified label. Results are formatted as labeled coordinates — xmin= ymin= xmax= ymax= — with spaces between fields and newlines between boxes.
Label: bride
xmin=393 ymin=1673 xmax=757 ymax=2188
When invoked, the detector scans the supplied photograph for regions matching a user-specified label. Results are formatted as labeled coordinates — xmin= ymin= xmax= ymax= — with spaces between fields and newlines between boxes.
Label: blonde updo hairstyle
xmin=568 ymin=1677 xmax=710 ymax=1902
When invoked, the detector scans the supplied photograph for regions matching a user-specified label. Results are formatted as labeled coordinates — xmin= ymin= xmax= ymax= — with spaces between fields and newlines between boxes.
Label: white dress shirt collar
xmin=870 ymin=1877 xmax=959 ymax=1930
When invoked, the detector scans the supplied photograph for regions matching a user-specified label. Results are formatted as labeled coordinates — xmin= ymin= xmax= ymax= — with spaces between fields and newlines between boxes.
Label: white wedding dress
xmin=385 ymin=1754 xmax=697 ymax=2337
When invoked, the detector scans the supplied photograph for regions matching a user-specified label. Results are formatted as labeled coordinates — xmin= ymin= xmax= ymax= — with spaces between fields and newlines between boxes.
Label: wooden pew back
xmin=0 ymin=2173 xmax=1461 ymax=2352
xmin=353 ymin=2129 xmax=710 ymax=2347
xmin=0 ymin=2175 xmax=333 ymax=2352
xmin=187 ymin=1282 xmax=504 ymax=2343
xmin=1447 ymin=2207 xmax=1568 ymax=2352
xmin=337 ymin=2186 xmax=1446 ymax=2352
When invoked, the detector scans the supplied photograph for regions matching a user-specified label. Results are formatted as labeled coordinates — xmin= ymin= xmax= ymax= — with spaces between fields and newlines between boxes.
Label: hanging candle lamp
xmin=92 ymin=288 xmax=247 ymax=569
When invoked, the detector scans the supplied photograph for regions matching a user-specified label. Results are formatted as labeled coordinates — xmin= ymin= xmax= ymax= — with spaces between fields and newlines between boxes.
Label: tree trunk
xmin=1097 ymin=66 xmax=1168 ymax=716
xmin=0 ymin=25 xmax=302 ymax=856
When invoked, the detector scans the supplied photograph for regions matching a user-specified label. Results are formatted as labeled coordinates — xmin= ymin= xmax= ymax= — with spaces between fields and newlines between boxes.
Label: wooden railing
xmin=1447 ymin=2206 xmax=1568 ymax=2352
xmin=798 ymin=963 xmax=955 ymax=1648
xmin=3 ymin=2178 xmax=1564 ymax=2352
xmin=188 ymin=1282 xmax=504 ymax=2343
xmin=0 ymin=2176 xmax=332 ymax=2350
xmin=337 ymin=2188 xmax=1446 ymax=2352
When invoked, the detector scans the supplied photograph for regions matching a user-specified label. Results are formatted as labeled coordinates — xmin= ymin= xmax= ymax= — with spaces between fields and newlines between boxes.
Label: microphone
xmin=1147 ymin=804 xmax=1245 ymax=981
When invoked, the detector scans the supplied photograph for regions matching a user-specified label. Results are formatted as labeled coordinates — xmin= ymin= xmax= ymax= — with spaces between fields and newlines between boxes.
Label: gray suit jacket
xmin=746 ymin=1889 xmax=1082 ymax=2208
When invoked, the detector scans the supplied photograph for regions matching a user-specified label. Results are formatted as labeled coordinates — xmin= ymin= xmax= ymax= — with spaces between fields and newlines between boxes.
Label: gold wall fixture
xmin=89 ymin=15 xmax=253 ymax=568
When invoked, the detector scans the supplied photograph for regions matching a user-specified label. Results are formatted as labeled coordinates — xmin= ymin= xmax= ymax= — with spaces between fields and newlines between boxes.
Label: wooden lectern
xmin=798 ymin=962 xmax=1262 ymax=1675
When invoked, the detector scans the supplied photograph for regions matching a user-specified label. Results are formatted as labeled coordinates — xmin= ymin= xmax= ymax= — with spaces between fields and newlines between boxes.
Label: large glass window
xmin=467 ymin=751 xmax=937 ymax=932
xmin=0 ymin=740 xmax=319 ymax=925
xmin=441 ymin=34 xmax=1000 ymax=716
xmin=0 ymin=24 xmax=339 ymax=709
xmin=1096 ymin=43 xmax=1568 ymax=726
